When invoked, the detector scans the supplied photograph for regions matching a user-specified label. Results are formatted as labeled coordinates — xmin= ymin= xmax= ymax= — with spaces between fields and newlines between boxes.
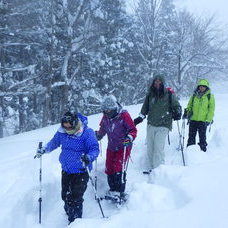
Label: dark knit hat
xmin=61 ymin=111 xmax=78 ymax=128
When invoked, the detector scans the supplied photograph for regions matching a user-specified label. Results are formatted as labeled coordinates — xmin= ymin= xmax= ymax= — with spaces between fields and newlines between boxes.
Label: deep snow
xmin=1 ymin=91 xmax=228 ymax=228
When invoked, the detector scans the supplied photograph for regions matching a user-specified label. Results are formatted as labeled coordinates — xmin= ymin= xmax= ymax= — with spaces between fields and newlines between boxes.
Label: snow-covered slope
xmin=1 ymin=93 xmax=228 ymax=228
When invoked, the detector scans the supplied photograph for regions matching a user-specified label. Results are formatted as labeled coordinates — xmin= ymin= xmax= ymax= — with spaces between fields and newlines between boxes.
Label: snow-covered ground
xmin=1 ymin=91 xmax=228 ymax=228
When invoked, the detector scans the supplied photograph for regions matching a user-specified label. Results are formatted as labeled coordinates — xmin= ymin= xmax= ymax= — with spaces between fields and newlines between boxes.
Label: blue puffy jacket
xmin=45 ymin=113 xmax=99 ymax=174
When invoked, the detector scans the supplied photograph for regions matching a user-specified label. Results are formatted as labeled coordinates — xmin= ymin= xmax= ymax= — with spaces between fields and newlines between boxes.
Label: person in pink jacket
xmin=95 ymin=95 xmax=137 ymax=200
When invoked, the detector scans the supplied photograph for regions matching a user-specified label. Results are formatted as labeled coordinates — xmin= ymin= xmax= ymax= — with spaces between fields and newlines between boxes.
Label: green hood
xmin=148 ymin=74 xmax=166 ymax=90
xmin=197 ymin=79 xmax=209 ymax=87
xmin=152 ymin=74 xmax=165 ymax=84
xmin=147 ymin=73 xmax=166 ymax=91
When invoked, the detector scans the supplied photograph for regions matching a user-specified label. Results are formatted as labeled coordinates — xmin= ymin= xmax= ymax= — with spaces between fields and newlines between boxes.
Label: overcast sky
xmin=176 ymin=0 xmax=228 ymax=25
xmin=127 ymin=0 xmax=228 ymax=26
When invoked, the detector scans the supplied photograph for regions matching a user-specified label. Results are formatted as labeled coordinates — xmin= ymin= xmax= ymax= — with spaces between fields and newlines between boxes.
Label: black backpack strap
xmin=168 ymin=90 xmax=172 ymax=112
xmin=190 ymin=94 xmax=195 ymax=109
xmin=207 ymin=93 xmax=211 ymax=109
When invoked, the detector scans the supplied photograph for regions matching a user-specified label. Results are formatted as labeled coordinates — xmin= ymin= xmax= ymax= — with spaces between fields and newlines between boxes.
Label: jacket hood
xmin=147 ymin=73 xmax=166 ymax=88
xmin=197 ymin=79 xmax=209 ymax=88
xmin=147 ymin=74 xmax=166 ymax=97
xmin=77 ymin=113 xmax=88 ymax=126
xmin=152 ymin=74 xmax=165 ymax=84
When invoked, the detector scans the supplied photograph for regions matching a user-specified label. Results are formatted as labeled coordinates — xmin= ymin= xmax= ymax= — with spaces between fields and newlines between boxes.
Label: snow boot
xmin=198 ymin=142 xmax=207 ymax=152
xmin=64 ymin=203 xmax=69 ymax=216
xmin=120 ymin=192 xmax=128 ymax=202
xmin=67 ymin=201 xmax=82 ymax=224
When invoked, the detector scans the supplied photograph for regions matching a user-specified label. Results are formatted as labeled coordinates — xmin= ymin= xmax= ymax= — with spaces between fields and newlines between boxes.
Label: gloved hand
xmin=205 ymin=121 xmax=210 ymax=127
xmin=35 ymin=147 xmax=46 ymax=158
xmin=95 ymin=131 xmax=102 ymax=141
xmin=172 ymin=106 xmax=182 ymax=121
xmin=81 ymin=154 xmax=90 ymax=166
xmin=182 ymin=108 xmax=188 ymax=119
xmin=134 ymin=117 xmax=143 ymax=125
xmin=122 ymin=136 xmax=132 ymax=147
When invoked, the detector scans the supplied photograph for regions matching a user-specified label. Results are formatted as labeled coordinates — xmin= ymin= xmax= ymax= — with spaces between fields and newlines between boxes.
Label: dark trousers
xmin=107 ymin=171 xmax=126 ymax=193
xmin=187 ymin=120 xmax=207 ymax=151
xmin=61 ymin=171 xmax=89 ymax=220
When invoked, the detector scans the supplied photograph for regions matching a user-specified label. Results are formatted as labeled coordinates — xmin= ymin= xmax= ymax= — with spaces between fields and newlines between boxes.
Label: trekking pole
xmin=180 ymin=119 xmax=186 ymax=166
xmin=84 ymin=165 xmax=106 ymax=218
xmin=209 ymin=120 xmax=213 ymax=133
xmin=167 ymin=133 xmax=171 ymax=145
xmin=99 ymin=141 xmax=103 ymax=157
xmin=121 ymin=146 xmax=127 ymax=184
xmin=34 ymin=142 xmax=43 ymax=224
xmin=176 ymin=120 xmax=181 ymax=150
xmin=125 ymin=155 xmax=131 ymax=171
xmin=94 ymin=159 xmax=98 ymax=200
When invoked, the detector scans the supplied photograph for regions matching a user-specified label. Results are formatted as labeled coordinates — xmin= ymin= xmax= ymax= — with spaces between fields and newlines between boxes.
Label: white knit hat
xmin=101 ymin=95 xmax=118 ymax=111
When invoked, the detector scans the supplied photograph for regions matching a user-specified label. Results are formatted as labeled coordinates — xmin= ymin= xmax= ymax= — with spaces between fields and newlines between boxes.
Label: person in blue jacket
xmin=35 ymin=111 xmax=99 ymax=223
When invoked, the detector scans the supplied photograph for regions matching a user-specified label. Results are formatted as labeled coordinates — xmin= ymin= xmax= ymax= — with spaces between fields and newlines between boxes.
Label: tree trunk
xmin=0 ymin=101 xmax=3 ymax=138
xmin=177 ymin=50 xmax=181 ymax=85
xmin=18 ymin=95 xmax=25 ymax=132
xmin=60 ymin=84 xmax=69 ymax=116
xmin=42 ymin=85 xmax=52 ymax=127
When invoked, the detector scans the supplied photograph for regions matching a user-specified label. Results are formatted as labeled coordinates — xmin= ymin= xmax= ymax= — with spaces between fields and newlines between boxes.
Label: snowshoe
xmin=119 ymin=192 xmax=129 ymax=202
xmin=104 ymin=194 xmax=121 ymax=203
xmin=102 ymin=191 xmax=128 ymax=205
xmin=143 ymin=169 xmax=152 ymax=175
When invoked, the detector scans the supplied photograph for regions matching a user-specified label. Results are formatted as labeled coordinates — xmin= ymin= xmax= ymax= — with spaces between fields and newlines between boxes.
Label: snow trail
xmin=1 ymin=93 xmax=228 ymax=228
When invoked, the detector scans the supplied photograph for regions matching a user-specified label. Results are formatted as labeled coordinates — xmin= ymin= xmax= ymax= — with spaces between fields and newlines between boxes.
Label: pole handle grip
xmin=34 ymin=142 xmax=43 ymax=159
xmin=38 ymin=142 xmax=43 ymax=149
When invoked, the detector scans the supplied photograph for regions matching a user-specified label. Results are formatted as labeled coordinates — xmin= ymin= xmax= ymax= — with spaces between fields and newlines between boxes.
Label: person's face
xmin=63 ymin=122 xmax=77 ymax=135
xmin=199 ymin=85 xmax=207 ymax=92
xmin=153 ymin=79 xmax=162 ymax=89
xmin=103 ymin=109 xmax=118 ymax=119
xmin=63 ymin=122 xmax=74 ymax=130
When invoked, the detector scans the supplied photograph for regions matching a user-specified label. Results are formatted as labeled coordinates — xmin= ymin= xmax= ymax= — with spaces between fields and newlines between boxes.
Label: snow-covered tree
xmin=169 ymin=11 xmax=227 ymax=95
xmin=0 ymin=0 xmax=227 ymax=137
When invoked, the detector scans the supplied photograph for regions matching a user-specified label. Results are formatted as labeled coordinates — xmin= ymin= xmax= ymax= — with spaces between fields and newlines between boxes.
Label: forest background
xmin=0 ymin=0 xmax=227 ymax=137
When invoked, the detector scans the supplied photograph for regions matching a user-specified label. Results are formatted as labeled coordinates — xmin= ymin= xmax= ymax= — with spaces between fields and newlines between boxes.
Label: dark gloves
xmin=95 ymin=131 xmax=102 ymax=141
xmin=134 ymin=116 xmax=143 ymax=125
xmin=205 ymin=121 xmax=210 ymax=127
xmin=182 ymin=108 xmax=193 ymax=120
xmin=182 ymin=108 xmax=188 ymax=119
xmin=81 ymin=154 xmax=90 ymax=166
xmin=122 ymin=136 xmax=132 ymax=147
xmin=35 ymin=147 xmax=46 ymax=158
xmin=172 ymin=106 xmax=182 ymax=121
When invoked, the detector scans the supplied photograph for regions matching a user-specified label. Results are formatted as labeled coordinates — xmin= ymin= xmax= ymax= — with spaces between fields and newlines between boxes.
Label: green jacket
xmin=140 ymin=76 xmax=181 ymax=130
xmin=187 ymin=90 xmax=215 ymax=122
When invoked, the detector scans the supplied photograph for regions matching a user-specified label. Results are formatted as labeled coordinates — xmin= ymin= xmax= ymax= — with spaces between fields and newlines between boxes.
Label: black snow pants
xmin=187 ymin=120 xmax=208 ymax=152
xmin=61 ymin=170 xmax=89 ymax=222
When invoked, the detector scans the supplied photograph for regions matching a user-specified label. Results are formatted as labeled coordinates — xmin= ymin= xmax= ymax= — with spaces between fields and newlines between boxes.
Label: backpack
xmin=167 ymin=88 xmax=182 ymax=121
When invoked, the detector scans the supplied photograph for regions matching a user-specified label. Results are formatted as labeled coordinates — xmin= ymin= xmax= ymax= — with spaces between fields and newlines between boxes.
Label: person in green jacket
xmin=183 ymin=79 xmax=215 ymax=152
xmin=134 ymin=74 xmax=182 ymax=172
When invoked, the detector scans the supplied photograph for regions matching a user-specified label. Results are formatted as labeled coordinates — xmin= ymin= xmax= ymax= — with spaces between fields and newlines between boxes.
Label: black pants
xmin=187 ymin=120 xmax=207 ymax=151
xmin=107 ymin=171 xmax=126 ymax=193
xmin=61 ymin=171 xmax=89 ymax=220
